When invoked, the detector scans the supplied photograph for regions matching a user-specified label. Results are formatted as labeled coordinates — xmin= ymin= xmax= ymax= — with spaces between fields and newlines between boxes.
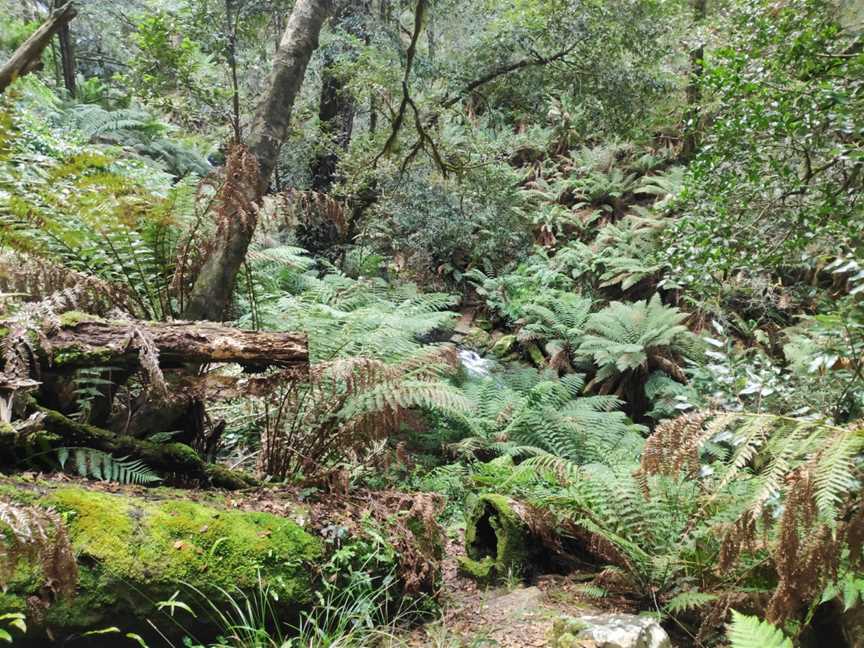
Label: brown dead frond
xmin=0 ymin=501 xmax=78 ymax=601
xmin=258 ymin=347 xmax=461 ymax=480
xmin=270 ymin=189 xmax=349 ymax=239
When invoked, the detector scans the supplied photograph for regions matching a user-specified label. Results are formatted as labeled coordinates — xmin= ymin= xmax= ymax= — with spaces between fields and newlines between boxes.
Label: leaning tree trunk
xmin=0 ymin=1 xmax=77 ymax=93
xmin=182 ymin=0 xmax=334 ymax=322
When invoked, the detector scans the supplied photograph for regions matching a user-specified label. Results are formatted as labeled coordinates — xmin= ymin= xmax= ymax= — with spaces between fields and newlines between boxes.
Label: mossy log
xmin=0 ymin=481 xmax=446 ymax=645
xmin=0 ymin=482 xmax=321 ymax=645
xmin=458 ymin=493 xmax=533 ymax=581
xmin=1 ymin=314 xmax=308 ymax=372
xmin=1 ymin=406 xmax=256 ymax=490
xmin=457 ymin=493 xmax=594 ymax=582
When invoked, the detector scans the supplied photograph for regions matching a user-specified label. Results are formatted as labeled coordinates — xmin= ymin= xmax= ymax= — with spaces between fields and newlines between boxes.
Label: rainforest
xmin=0 ymin=0 xmax=863 ymax=646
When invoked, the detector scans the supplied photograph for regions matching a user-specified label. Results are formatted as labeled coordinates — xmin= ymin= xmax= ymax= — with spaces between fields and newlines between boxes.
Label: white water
xmin=458 ymin=348 xmax=495 ymax=378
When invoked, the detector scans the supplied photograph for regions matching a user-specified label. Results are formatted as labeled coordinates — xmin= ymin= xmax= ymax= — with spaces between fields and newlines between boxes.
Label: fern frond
xmin=726 ymin=611 xmax=792 ymax=648
xmin=57 ymin=448 xmax=161 ymax=485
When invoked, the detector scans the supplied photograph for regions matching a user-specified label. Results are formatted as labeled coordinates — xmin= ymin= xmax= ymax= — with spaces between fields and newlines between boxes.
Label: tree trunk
xmin=0 ymin=1 xmax=77 ymax=94
xmin=3 ymin=317 xmax=309 ymax=371
xmin=183 ymin=0 xmax=333 ymax=322
xmin=57 ymin=18 xmax=76 ymax=97
xmin=682 ymin=0 xmax=707 ymax=159
xmin=311 ymin=1 xmax=366 ymax=192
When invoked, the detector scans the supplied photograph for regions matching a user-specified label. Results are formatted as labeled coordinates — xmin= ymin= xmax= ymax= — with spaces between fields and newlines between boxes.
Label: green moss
xmin=52 ymin=344 xmax=114 ymax=366
xmin=56 ymin=311 xmax=103 ymax=328
xmin=457 ymin=555 xmax=496 ymax=580
xmin=462 ymin=327 xmax=492 ymax=351
xmin=461 ymin=493 xmax=529 ymax=582
xmin=0 ymin=326 xmax=9 ymax=338
xmin=491 ymin=335 xmax=517 ymax=358
xmin=6 ymin=487 xmax=321 ymax=637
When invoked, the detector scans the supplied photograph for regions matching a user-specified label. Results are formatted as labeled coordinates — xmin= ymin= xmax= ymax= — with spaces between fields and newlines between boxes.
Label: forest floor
xmin=402 ymin=536 xmax=622 ymax=647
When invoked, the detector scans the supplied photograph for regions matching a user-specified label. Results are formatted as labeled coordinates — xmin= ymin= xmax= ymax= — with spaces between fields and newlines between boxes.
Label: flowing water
xmin=458 ymin=348 xmax=495 ymax=378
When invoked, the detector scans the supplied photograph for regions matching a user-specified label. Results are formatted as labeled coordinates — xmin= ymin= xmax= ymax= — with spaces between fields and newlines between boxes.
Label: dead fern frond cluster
xmin=638 ymin=409 xmax=718 ymax=481
xmin=270 ymin=189 xmax=349 ymax=239
xmin=0 ymin=501 xmax=77 ymax=601
xmin=258 ymin=346 xmax=466 ymax=479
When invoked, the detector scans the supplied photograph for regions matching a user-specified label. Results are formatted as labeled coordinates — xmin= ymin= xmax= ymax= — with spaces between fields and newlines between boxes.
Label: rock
xmin=491 ymin=334 xmax=517 ymax=358
xmin=525 ymin=342 xmax=546 ymax=367
xmin=549 ymin=613 xmax=671 ymax=648
xmin=462 ymin=326 xmax=493 ymax=351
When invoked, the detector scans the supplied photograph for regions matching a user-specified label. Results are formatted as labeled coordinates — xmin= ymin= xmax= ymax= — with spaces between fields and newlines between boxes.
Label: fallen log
xmin=0 ymin=481 xmax=321 ymax=645
xmin=1 ymin=313 xmax=309 ymax=372
xmin=458 ymin=492 xmax=621 ymax=582
xmin=1 ymin=405 xmax=257 ymax=490
xmin=0 ymin=480 xmax=444 ymax=646
xmin=0 ymin=2 xmax=77 ymax=94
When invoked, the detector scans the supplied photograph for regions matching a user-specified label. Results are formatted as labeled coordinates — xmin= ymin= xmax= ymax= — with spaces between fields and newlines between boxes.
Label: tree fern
xmin=450 ymin=368 xmax=645 ymax=465
xmin=578 ymin=295 xmax=696 ymax=411
xmin=517 ymin=293 xmax=593 ymax=370
xmin=56 ymin=447 xmax=161 ymax=485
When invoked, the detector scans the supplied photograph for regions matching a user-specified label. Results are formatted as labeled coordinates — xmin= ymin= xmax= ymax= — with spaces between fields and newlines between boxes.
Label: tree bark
xmin=682 ymin=0 xmax=707 ymax=159
xmin=0 ymin=1 xmax=77 ymax=94
xmin=183 ymin=0 xmax=333 ymax=322
xmin=311 ymin=1 xmax=367 ymax=192
xmin=57 ymin=18 xmax=76 ymax=97
xmin=3 ymin=318 xmax=308 ymax=371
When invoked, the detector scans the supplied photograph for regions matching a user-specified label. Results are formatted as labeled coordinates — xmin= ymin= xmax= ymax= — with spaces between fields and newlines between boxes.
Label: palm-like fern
xmin=578 ymin=295 xmax=696 ymax=411
xmin=257 ymin=348 xmax=470 ymax=479
xmin=592 ymin=213 xmax=667 ymax=293
xmin=0 ymin=81 xmax=202 ymax=320
xmin=726 ymin=611 xmax=792 ymax=648
xmin=56 ymin=447 xmax=161 ymax=485
xmin=517 ymin=293 xmax=593 ymax=371
xmin=450 ymin=368 xmax=645 ymax=466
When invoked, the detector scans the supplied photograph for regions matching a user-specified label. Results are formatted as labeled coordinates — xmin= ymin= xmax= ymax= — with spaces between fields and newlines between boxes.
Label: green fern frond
xmin=56 ymin=447 xmax=161 ymax=485
xmin=726 ymin=611 xmax=792 ymax=648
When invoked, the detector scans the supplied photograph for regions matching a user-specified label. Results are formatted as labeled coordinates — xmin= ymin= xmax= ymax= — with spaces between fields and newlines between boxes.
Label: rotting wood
xmin=2 ymin=317 xmax=309 ymax=372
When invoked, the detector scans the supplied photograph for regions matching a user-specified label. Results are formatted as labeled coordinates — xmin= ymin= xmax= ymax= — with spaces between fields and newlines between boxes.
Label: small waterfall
xmin=458 ymin=348 xmax=495 ymax=378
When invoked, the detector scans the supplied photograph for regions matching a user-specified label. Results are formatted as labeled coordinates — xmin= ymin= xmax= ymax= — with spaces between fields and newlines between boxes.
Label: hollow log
xmin=0 ymin=2 xmax=77 ymax=93
xmin=458 ymin=492 xmax=614 ymax=582
xmin=1 ymin=314 xmax=309 ymax=372
xmin=458 ymin=493 xmax=535 ymax=581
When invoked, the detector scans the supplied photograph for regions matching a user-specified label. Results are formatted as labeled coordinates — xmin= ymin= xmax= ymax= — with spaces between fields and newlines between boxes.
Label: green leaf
xmin=726 ymin=611 xmax=792 ymax=648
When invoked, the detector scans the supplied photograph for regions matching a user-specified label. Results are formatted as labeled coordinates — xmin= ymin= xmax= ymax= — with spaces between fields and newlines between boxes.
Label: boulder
xmin=550 ymin=613 xmax=672 ymax=648
xmin=490 ymin=334 xmax=517 ymax=358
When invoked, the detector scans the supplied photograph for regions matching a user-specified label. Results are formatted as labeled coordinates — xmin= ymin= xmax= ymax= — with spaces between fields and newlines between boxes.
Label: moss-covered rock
xmin=458 ymin=493 xmax=530 ymax=582
xmin=461 ymin=327 xmax=492 ymax=351
xmin=1 ymin=485 xmax=321 ymax=643
xmin=490 ymin=334 xmax=517 ymax=358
